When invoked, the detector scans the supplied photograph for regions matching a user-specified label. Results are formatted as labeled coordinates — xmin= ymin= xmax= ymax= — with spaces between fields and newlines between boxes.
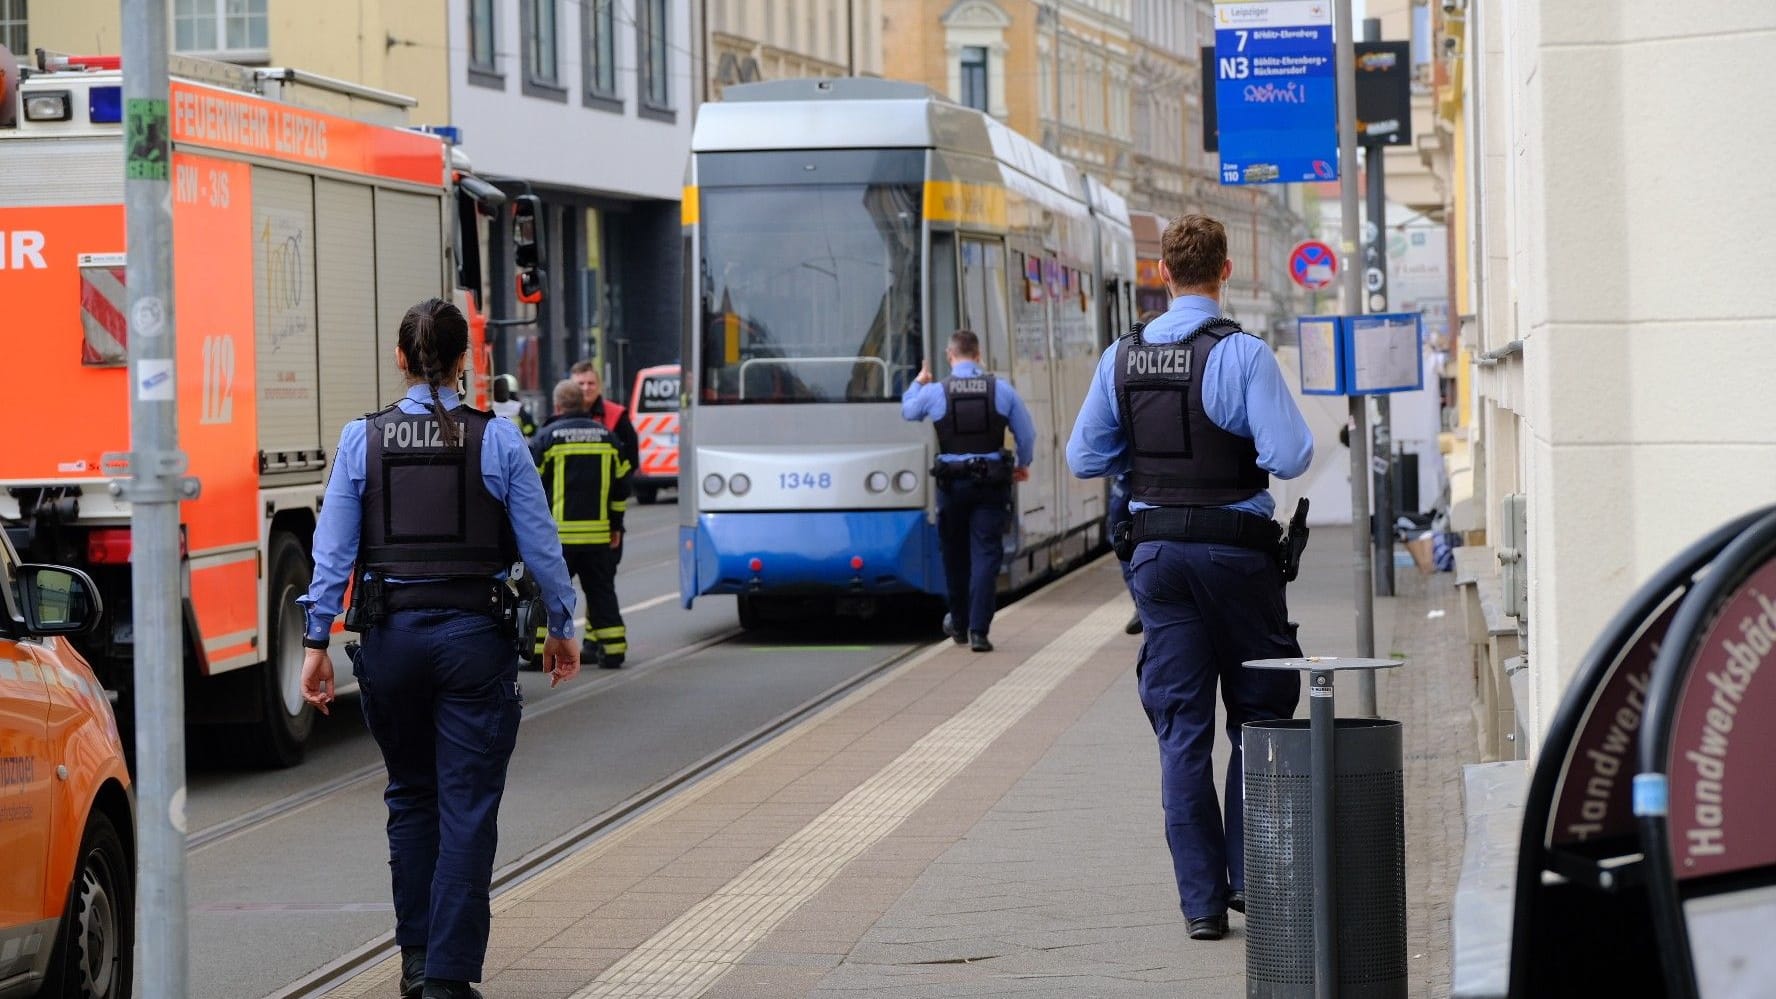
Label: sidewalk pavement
xmin=325 ymin=527 xmax=1477 ymax=999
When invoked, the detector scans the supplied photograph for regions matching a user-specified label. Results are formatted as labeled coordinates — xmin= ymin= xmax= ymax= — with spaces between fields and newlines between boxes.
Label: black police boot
xmin=942 ymin=614 xmax=966 ymax=645
xmin=399 ymin=947 xmax=425 ymax=999
xmin=1124 ymin=612 xmax=1144 ymax=635
xmin=421 ymin=981 xmax=482 ymax=999
xmin=1187 ymin=912 xmax=1229 ymax=941
xmin=969 ymin=632 xmax=994 ymax=653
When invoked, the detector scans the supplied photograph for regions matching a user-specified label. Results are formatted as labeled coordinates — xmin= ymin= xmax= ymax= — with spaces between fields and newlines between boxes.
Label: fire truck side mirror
xmin=512 ymin=195 xmax=545 ymax=305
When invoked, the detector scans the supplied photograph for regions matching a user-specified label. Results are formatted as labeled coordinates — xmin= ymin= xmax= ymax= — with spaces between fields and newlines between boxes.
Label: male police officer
xmin=532 ymin=379 xmax=632 ymax=668
xmin=1066 ymin=215 xmax=1313 ymax=942
xmin=902 ymin=330 xmax=1036 ymax=652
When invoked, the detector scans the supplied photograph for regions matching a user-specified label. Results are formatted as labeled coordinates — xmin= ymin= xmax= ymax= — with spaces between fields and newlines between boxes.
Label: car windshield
xmin=698 ymin=184 xmax=923 ymax=404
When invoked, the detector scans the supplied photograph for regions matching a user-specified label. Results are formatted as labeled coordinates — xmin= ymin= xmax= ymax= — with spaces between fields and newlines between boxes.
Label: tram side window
xmin=699 ymin=183 xmax=924 ymax=403
xmin=960 ymin=238 xmax=1009 ymax=374
xmin=1010 ymin=250 xmax=1051 ymax=366
xmin=929 ymin=232 xmax=958 ymax=377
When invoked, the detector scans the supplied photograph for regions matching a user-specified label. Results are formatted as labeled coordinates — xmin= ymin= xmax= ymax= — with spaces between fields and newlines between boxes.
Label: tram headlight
xmin=865 ymin=471 xmax=889 ymax=493
xmin=729 ymin=473 xmax=752 ymax=496
xmin=893 ymin=470 xmax=920 ymax=493
xmin=702 ymin=473 xmax=725 ymax=496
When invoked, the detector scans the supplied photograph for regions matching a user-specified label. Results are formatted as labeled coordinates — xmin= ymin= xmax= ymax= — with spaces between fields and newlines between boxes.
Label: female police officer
xmin=297 ymin=298 xmax=581 ymax=999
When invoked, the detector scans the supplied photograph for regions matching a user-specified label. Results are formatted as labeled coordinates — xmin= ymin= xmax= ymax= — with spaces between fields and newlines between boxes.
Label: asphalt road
xmin=182 ymin=496 xmax=933 ymax=998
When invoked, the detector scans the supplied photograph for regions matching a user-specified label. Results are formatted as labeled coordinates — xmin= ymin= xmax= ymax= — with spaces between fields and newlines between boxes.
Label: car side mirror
xmin=15 ymin=564 xmax=102 ymax=636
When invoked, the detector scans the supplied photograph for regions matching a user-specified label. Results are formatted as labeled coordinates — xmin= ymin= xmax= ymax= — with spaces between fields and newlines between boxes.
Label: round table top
xmin=1242 ymin=656 xmax=1406 ymax=672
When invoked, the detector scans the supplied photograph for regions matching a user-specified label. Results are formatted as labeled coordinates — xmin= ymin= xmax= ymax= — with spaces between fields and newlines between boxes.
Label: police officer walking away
xmin=1066 ymin=215 xmax=1313 ymax=942
xmin=297 ymin=298 xmax=582 ymax=999
xmin=902 ymin=329 xmax=1036 ymax=652
xmin=531 ymin=378 xmax=633 ymax=668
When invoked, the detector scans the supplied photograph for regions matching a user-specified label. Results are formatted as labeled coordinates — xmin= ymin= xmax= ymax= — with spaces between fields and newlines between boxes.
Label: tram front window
xmin=699 ymin=183 xmax=923 ymax=404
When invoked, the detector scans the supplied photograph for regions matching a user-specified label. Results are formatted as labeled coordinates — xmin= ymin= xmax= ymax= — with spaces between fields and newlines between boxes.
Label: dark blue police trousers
xmin=936 ymin=477 xmax=1010 ymax=637
xmin=354 ymin=609 xmax=522 ymax=983
xmin=1129 ymin=539 xmax=1302 ymax=919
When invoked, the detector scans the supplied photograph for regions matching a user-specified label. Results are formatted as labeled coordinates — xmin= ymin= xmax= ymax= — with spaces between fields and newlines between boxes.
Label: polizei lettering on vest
xmin=383 ymin=419 xmax=464 ymax=449
xmin=1126 ymin=347 xmax=1193 ymax=377
xmin=949 ymin=378 xmax=991 ymax=395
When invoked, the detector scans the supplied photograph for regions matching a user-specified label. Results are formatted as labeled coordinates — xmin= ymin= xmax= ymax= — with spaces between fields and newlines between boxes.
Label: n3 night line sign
xmin=1213 ymin=0 xmax=1338 ymax=185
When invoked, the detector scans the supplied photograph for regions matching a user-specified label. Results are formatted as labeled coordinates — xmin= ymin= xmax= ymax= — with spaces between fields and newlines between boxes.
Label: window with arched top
xmin=940 ymin=0 xmax=1012 ymax=119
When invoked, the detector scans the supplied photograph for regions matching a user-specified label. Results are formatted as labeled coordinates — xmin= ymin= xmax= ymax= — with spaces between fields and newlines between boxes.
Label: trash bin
xmin=1244 ymin=717 xmax=1407 ymax=999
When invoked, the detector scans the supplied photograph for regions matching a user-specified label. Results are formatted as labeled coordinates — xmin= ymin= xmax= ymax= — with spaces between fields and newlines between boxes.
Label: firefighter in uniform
xmin=490 ymin=373 xmax=538 ymax=437
xmin=297 ymin=299 xmax=581 ymax=999
xmin=901 ymin=329 xmax=1036 ymax=652
xmin=1066 ymin=215 xmax=1314 ymax=942
xmin=532 ymin=379 xmax=632 ymax=668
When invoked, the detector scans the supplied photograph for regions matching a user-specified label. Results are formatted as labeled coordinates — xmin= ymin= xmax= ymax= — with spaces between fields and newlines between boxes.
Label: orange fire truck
xmin=0 ymin=49 xmax=508 ymax=766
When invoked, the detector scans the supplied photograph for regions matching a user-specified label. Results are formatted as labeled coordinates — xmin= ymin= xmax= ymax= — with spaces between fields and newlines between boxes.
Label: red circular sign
xmin=1289 ymin=241 xmax=1338 ymax=290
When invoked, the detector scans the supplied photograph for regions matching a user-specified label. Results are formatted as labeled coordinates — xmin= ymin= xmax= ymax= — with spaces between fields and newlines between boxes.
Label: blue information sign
xmin=1214 ymin=0 xmax=1338 ymax=185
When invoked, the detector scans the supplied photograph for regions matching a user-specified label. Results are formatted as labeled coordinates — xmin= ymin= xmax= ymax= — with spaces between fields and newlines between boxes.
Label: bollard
xmin=1243 ymin=657 xmax=1407 ymax=999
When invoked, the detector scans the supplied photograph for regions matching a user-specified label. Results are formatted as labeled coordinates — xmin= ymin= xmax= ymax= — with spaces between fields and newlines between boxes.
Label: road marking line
xmin=621 ymin=592 xmax=678 ymax=615
xmin=571 ymin=594 xmax=1127 ymax=999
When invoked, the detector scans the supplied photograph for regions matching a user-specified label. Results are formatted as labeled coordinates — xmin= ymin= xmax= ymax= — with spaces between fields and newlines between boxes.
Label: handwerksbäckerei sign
xmin=1213 ymin=0 xmax=1337 ymax=185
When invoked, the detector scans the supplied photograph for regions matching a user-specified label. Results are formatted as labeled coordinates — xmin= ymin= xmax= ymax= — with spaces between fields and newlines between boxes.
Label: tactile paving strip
xmin=573 ymin=596 xmax=1127 ymax=998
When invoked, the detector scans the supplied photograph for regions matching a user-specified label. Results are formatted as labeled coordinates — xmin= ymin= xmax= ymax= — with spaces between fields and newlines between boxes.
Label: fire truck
xmin=0 ymin=48 xmax=518 ymax=766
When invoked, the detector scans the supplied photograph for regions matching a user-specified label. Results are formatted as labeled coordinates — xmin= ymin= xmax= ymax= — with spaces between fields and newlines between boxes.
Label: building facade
xmin=448 ymin=0 xmax=693 ymax=407
xmin=25 ymin=0 xmax=693 ymax=409
xmin=879 ymin=0 xmax=1134 ymax=194
xmin=704 ymin=0 xmax=883 ymax=99
xmin=1445 ymin=0 xmax=1776 ymax=754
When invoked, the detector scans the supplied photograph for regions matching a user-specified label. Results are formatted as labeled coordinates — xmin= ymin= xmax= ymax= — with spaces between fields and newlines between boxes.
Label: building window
xmin=959 ymin=46 xmax=988 ymax=111
xmin=468 ymin=0 xmax=501 ymax=84
xmin=0 ymin=0 xmax=25 ymax=55
xmin=940 ymin=0 xmax=1010 ymax=118
xmin=522 ymin=0 xmax=567 ymax=100
xmin=173 ymin=0 xmax=267 ymax=60
xmin=583 ymin=0 xmax=619 ymax=109
xmin=637 ymin=0 xmax=673 ymax=118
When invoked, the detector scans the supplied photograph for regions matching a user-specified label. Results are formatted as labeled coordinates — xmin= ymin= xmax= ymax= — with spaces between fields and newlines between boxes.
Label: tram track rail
xmin=265 ymin=637 xmax=929 ymax=998
xmin=187 ymin=626 xmax=742 ymax=853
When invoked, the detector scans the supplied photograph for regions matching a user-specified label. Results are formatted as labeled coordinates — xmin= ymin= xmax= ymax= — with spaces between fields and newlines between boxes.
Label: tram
xmin=677 ymin=78 xmax=1136 ymax=627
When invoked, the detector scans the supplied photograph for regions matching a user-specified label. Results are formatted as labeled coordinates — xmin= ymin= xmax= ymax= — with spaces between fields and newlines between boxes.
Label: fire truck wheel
xmin=634 ymin=485 xmax=659 ymax=505
xmin=42 ymin=809 xmax=133 ymax=999
xmin=251 ymin=533 xmax=316 ymax=767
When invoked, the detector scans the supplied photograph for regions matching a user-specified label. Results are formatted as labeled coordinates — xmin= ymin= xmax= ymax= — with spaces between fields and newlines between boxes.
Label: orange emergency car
xmin=0 ymin=531 xmax=134 ymax=999
xmin=628 ymin=364 xmax=682 ymax=504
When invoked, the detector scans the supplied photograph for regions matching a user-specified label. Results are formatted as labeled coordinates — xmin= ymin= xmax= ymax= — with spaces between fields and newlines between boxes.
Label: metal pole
xmin=1309 ymin=669 xmax=1339 ymax=999
xmin=1362 ymin=17 xmax=1395 ymax=600
xmin=121 ymin=2 xmax=192 ymax=996
xmin=1365 ymin=146 xmax=1395 ymax=597
xmin=1335 ymin=0 xmax=1378 ymax=712
xmin=1051 ymin=0 xmax=1063 ymax=153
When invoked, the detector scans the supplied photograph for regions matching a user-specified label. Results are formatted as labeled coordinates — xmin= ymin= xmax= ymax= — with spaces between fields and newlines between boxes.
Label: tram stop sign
xmin=1289 ymin=240 xmax=1338 ymax=290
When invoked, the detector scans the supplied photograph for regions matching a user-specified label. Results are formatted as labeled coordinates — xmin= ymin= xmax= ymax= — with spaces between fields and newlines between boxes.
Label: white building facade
xmin=1463 ymin=0 xmax=1776 ymax=749
xmin=449 ymin=0 xmax=695 ymax=403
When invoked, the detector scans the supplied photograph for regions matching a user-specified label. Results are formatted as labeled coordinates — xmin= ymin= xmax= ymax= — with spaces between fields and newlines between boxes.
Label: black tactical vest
xmin=360 ymin=403 xmax=516 ymax=577
xmin=1113 ymin=318 xmax=1269 ymax=507
xmin=935 ymin=374 xmax=1007 ymax=456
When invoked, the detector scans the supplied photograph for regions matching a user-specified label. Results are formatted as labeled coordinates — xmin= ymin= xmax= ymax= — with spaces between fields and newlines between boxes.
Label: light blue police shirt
xmin=299 ymin=385 xmax=579 ymax=643
xmin=900 ymin=360 xmax=1038 ymax=467
xmin=1065 ymin=295 xmax=1313 ymax=520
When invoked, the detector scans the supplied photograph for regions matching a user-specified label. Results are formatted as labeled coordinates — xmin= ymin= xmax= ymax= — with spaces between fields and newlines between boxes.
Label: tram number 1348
xmin=778 ymin=472 xmax=833 ymax=490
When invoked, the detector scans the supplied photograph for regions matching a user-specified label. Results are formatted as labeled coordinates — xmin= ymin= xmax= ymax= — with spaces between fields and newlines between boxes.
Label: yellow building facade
xmin=706 ymin=0 xmax=884 ymax=99
xmin=881 ymin=0 xmax=1133 ymax=194
xmin=28 ymin=0 xmax=450 ymax=123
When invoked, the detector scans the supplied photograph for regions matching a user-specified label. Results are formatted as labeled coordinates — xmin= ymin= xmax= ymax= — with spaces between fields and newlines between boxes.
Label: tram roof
xmin=694 ymin=77 xmax=1088 ymax=203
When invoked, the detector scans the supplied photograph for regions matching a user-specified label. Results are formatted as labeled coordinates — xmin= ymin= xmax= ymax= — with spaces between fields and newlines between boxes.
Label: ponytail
xmin=397 ymin=298 xmax=470 ymax=445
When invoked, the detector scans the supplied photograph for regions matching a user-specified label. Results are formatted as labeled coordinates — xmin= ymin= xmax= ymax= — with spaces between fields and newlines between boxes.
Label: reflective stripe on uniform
xmin=543 ymin=441 xmax=623 ymax=541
